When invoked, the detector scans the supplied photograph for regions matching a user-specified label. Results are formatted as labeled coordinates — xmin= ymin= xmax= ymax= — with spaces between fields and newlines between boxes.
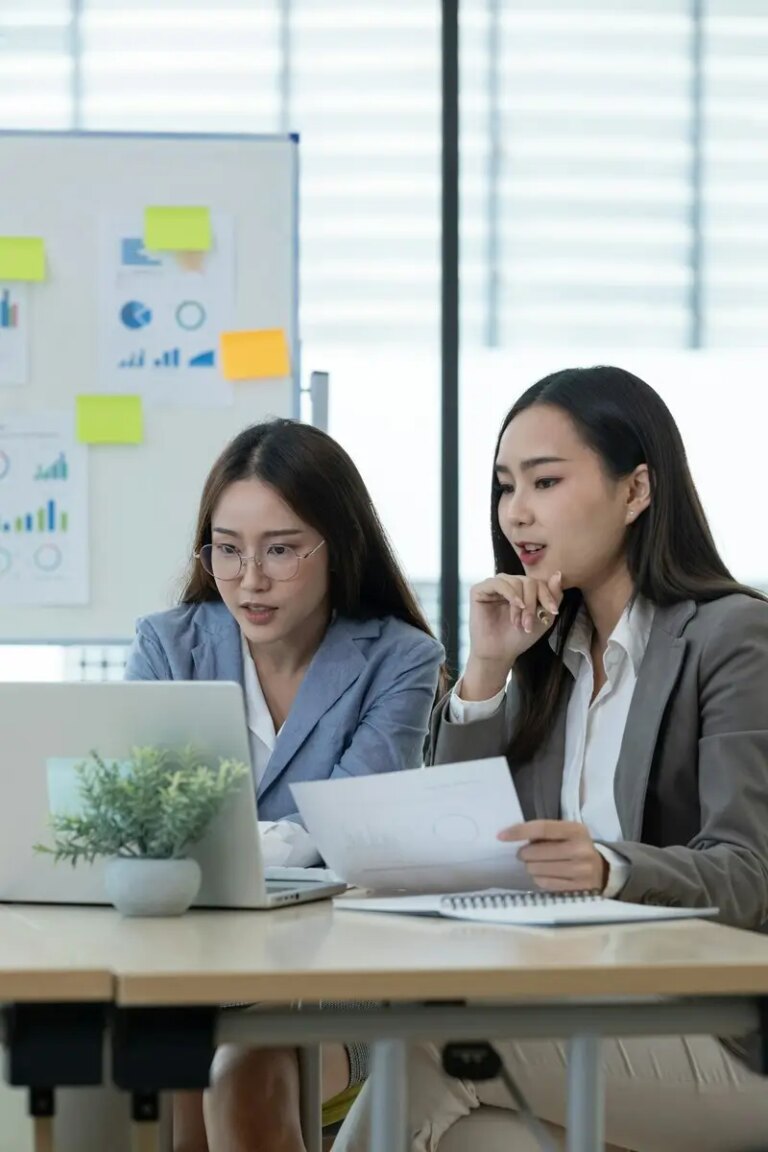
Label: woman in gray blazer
xmin=335 ymin=366 xmax=768 ymax=1152
xmin=124 ymin=418 xmax=444 ymax=1152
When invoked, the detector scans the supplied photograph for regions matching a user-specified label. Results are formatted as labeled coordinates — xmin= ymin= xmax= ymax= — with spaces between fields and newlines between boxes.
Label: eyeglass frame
xmin=195 ymin=538 xmax=326 ymax=583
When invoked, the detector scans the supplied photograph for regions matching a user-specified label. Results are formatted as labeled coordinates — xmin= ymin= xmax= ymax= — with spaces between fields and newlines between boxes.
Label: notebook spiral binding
xmin=440 ymin=890 xmax=602 ymax=910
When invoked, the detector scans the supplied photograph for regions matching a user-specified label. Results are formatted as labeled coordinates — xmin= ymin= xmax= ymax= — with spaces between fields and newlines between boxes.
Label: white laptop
xmin=0 ymin=681 xmax=345 ymax=909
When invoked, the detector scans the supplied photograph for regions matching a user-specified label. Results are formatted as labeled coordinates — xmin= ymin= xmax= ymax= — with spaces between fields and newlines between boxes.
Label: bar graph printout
xmin=98 ymin=213 xmax=235 ymax=409
xmin=0 ymin=412 xmax=88 ymax=605
xmin=0 ymin=283 xmax=28 ymax=386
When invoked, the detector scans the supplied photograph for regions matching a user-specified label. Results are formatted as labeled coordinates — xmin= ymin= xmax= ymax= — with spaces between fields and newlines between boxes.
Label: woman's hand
xmin=461 ymin=572 xmax=563 ymax=700
xmin=498 ymin=820 xmax=608 ymax=892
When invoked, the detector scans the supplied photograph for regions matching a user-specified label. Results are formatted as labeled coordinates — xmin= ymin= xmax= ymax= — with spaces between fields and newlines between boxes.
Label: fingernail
xmin=524 ymin=614 xmax=532 ymax=633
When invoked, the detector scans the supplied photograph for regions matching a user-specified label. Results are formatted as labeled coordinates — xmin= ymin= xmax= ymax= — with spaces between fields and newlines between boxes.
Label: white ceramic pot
xmin=104 ymin=856 xmax=201 ymax=917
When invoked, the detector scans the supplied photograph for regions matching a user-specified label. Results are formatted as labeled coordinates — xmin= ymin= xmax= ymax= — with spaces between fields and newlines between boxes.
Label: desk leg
xmin=299 ymin=1046 xmax=322 ymax=1152
xmin=130 ymin=1092 xmax=161 ymax=1152
xmin=369 ymin=1040 xmax=408 ymax=1152
xmin=130 ymin=1122 xmax=160 ymax=1152
xmin=566 ymin=1034 xmax=603 ymax=1152
xmin=29 ymin=1088 xmax=55 ymax=1152
xmin=32 ymin=1117 xmax=54 ymax=1152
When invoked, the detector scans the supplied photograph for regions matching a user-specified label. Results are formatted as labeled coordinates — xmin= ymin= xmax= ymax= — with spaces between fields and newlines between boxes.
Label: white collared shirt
xmin=241 ymin=634 xmax=320 ymax=868
xmin=449 ymin=596 xmax=656 ymax=896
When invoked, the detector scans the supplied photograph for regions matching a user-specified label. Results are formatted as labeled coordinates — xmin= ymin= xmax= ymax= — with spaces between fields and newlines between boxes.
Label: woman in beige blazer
xmin=335 ymin=365 xmax=768 ymax=1152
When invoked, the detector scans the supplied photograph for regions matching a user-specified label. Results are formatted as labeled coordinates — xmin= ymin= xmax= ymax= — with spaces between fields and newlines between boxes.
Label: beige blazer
xmin=430 ymin=593 xmax=768 ymax=931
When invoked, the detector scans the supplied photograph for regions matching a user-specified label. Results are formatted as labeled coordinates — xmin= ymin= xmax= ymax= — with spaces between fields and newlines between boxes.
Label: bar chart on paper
xmin=0 ymin=282 xmax=28 ymax=386
xmin=0 ymin=288 xmax=20 ymax=329
xmin=100 ymin=212 xmax=235 ymax=408
xmin=35 ymin=451 xmax=68 ymax=481
xmin=0 ymin=499 xmax=69 ymax=534
xmin=0 ymin=415 xmax=87 ymax=605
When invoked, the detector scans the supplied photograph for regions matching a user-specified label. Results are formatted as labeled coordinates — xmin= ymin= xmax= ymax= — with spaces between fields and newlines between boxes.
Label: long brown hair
xmin=182 ymin=420 xmax=438 ymax=649
xmin=494 ymin=366 xmax=763 ymax=763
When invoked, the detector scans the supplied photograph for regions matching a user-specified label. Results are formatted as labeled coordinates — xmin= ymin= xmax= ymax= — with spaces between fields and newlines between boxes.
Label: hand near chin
xmin=461 ymin=573 xmax=564 ymax=701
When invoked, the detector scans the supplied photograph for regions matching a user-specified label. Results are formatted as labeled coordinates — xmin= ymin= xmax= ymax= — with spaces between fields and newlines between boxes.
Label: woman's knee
xmin=206 ymin=1044 xmax=303 ymax=1136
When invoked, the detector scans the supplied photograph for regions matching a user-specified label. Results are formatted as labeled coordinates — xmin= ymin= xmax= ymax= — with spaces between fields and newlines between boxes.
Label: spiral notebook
xmin=337 ymin=889 xmax=718 ymax=927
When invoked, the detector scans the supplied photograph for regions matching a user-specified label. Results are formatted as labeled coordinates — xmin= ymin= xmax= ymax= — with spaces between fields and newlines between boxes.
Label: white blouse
xmin=240 ymin=635 xmax=320 ymax=868
xmin=450 ymin=596 xmax=656 ymax=896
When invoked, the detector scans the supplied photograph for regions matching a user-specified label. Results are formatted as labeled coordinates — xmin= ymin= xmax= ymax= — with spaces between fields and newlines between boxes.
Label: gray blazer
xmin=430 ymin=593 xmax=768 ymax=931
xmin=125 ymin=600 xmax=444 ymax=823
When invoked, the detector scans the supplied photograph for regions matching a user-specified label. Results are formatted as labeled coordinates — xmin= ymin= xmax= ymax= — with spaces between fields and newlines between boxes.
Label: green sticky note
xmin=144 ymin=206 xmax=212 ymax=252
xmin=76 ymin=395 xmax=143 ymax=445
xmin=0 ymin=237 xmax=46 ymax=281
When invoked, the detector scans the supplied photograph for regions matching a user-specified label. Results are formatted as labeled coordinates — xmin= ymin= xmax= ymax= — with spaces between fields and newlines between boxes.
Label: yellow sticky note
xmin=0 ymin=237 xmax=46 ymax=281
xmin=144 ymin=206 xmax=211 ymax=252
xmin=76 ymin=395 xmax=143 ymax=445
xmin=220 ymin=329 xmax=291 ymax=381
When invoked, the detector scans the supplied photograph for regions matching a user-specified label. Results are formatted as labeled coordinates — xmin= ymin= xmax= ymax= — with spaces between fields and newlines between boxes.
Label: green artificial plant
xmin=36 ymin=745 xmax=249 ymax=865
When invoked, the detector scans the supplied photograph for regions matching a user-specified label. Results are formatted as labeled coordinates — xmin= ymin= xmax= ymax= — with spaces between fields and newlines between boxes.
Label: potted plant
xmin=36 ymin=746 xmax=248 ymax=917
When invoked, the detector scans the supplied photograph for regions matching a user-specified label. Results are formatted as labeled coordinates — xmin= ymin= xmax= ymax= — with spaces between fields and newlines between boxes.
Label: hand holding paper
xmin=291 ymin=758 xmax=532 ymax=894
xmin=499 ymin=820 xmax=608 ymax=892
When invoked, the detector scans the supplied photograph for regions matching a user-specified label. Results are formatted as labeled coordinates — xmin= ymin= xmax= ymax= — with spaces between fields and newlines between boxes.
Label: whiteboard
xmin=0 ymin=131 xmax=298 ymax=643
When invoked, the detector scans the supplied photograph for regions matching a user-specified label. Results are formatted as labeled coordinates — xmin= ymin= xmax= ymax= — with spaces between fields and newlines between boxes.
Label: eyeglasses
xmin=196 ymin=539 xmax=325 ymax=583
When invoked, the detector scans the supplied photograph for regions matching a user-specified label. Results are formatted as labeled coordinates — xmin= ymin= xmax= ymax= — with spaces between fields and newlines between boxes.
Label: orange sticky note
xmin=220 ymin=329 xmax=291 ymax=381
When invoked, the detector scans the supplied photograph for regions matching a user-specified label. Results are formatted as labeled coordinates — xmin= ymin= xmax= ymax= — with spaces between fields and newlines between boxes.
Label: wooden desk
xmin=7 ymin=903 xmax=768 ymax=1152
xmin=11 ymin=902 xmax=768 ymax=1004
xmin=0 ymin=906 xmax=111 ymax=1002
xmin=0 ymin=907 xmax=113 ymax=1152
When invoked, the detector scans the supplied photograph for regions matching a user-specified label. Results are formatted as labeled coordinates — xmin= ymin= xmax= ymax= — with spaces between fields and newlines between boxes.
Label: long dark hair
xmin=494 ymin=366 xmax=763 ymax=763
xmin=182 ymin=419 xmax=438 ymax=648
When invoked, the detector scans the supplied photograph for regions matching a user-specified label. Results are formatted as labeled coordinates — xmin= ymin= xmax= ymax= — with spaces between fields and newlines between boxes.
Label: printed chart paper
xmin=98 ymin=213 xmax=235 ymax=408
xmin=0 ymin=412 xmax=88 ymax=605
xmin=292 ymin=758 xmax=530 ymax=894
xmin=0 ymin=282 xmax=29 ymax=386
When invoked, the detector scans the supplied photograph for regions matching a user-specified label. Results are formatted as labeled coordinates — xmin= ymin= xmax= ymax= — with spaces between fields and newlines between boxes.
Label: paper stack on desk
xmin=290 ymin=757 xmax=531 ymax=894
xmin=335 ymin=889 xmax=719 ymax=926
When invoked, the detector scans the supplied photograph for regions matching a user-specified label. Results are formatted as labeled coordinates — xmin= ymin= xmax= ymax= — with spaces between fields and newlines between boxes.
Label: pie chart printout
xmin=120 ymin=300 xmax=152 ymax=330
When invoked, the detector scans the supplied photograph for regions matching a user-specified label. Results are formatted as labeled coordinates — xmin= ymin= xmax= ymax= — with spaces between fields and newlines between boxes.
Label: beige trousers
xmin=333 ymin=1035 xmax=768 ymax=1152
